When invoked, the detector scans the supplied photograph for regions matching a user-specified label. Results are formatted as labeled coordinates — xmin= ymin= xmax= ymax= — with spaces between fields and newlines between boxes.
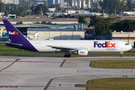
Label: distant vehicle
xmin=44 ymin=14 xmax=50 ymax=17
xmin=3 ymin=20 xmax=132 ymax=57
xmin=51 ymin=18 xmax=57 ymax=20
xmin=7 ymin=14 xmax=16 ymax=18
xmin=117 ymin=16 xmax=124 ymax=20
xmin=3 ymin=32 xmax=8 ymax=36
xmin=56 ymin=16 xmax=64 ymax=18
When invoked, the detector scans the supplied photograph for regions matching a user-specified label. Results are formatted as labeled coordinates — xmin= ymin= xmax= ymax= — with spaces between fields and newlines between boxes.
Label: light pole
xmin=67 ymin=0 xmax=69 ymax=15
xmin=0 ymin=0 xmax=2 ymax=11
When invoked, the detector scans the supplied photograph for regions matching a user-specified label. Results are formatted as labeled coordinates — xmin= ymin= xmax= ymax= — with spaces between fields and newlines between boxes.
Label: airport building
xmin=27 ymin=28 xmax=84 ymax=40
xmin=112 ymin=31 xmax=135 ymax=47
xmin=0 ymin=22 xmax=84 ymax=40
xmin=122 ymin=11 xmax=135 ymax=16
xmin=48 ymin=0 xmax=64 ymax=7
xmin=99 ymin=31 xmax=135 ymax=47
xmin=71 ymin=0 xmax=103 ymax=9
xmin=1 ymin=0 xmax=19 ymax=5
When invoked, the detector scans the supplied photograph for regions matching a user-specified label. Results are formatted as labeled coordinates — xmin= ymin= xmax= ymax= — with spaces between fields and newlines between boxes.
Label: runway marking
xmin=89 ymin=75 xmax=102 ymax=78
xmin=0 ymin=61 xmax=43 ymax=63
xmin=76 ymin=58 xmax=89 ymax=61
xmin=60 ymin=60 xmax=66 ymax=67
xmin=0 ymin=61 xmax=13 ymax=62
xmin=0 ymin=85 xmax=46 ymax=88
xmin=0 ymin=59 xmax=20 ymax=72
xmin=18 ymin=61 xmax=43 ymax=63
xmin=44 ymin=78 xmax=54 ymax=90
xmin=0 ymin=86 xmax=18 ymax=88
xmin=18 ymin=85 xmax=45 ymax=87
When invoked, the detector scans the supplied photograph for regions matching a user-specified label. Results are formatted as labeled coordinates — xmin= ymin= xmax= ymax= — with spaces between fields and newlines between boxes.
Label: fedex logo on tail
xmin=94 ymin=41 xmax=116 ymax=48
xmin=8 ymin=31 xmax=18 ymax=35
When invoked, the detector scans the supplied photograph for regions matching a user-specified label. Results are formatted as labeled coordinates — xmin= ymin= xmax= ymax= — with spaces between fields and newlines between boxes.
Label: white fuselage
xmin=29 ymin=40 xmax=132 ymax=53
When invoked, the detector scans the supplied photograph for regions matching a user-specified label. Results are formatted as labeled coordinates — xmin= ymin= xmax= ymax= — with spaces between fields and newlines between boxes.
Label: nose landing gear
xmin=120 ymin=52 xmax=123 ymax=57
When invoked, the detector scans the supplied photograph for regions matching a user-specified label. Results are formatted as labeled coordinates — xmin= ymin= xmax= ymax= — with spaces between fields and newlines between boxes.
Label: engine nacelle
xmin=77 ymin=49 xmax=88 ymax=56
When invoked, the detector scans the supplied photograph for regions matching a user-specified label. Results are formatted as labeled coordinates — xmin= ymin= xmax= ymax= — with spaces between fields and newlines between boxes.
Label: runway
xmin=1 ymin=56 xmax=135 ymax=90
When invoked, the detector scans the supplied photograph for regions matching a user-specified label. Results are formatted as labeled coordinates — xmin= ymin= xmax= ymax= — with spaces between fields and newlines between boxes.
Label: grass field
xmin=0 ymin=43 xmax=135 ymax=56
xmin=75 ymin=78 xmax=135 ymax=90
xmin=90 ymin=60 xmax=135 ymax=69
xmin=0 ymin=43 xmax=65 ymax=56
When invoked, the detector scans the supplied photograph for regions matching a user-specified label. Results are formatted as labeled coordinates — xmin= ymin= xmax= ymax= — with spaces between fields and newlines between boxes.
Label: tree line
xmin=88 ymin=15 xmax=135 ymax=36
xmin=100 ymin=0 xmax=135 ymax=14
xmin=0 ymin=1 xmax=49 ymax=16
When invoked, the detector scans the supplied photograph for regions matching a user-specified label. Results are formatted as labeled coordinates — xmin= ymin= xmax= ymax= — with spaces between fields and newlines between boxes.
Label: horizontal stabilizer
xmin=6 ymin=43 xmax=23 ymax=47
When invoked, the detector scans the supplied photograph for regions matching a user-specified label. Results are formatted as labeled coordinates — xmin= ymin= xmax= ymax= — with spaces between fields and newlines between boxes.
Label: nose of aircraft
xmin=129 ymin=44 xmax=133 ymax=50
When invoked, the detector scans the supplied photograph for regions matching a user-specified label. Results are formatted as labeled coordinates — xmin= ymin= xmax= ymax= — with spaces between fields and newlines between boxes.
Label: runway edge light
xmin=105 ymin=58 xmax=108 ymax=60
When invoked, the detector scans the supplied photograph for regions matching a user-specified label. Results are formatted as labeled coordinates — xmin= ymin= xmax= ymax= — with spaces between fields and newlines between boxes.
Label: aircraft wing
xmin=47 ymin=45 xmax=77 ymax=50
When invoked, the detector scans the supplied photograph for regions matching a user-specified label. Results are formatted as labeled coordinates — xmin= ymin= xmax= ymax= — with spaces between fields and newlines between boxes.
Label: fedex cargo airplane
xmin=3 ymin=20 xmax=132 ymax=57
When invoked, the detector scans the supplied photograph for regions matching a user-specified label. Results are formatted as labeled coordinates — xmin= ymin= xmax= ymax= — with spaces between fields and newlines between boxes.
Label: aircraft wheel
xmin=64 ymin=54 xmax=67 ymax=57
xmin=68 ymin=54 xmax=71 ymax=57
xmin=120 ymin=52 xmax=123 ymax=57
xmin=64 ymin=54 xmax=71 ymax=57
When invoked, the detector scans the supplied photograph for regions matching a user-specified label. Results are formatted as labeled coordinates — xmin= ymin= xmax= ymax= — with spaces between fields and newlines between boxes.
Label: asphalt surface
xmin=1 ymin=56 xmax=135 ymax=90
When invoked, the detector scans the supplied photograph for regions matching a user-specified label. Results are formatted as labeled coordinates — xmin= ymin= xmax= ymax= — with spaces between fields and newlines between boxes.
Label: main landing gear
xmin=64 ymin=54 xmax=71 ymax=57
xmin=64 ymin=51 xmax=71 ymax=57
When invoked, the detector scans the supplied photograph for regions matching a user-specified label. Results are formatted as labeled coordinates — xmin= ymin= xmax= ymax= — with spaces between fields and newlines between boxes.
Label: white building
xmin=27 ymin=28 xmax=84 ymax=40
xmin=0 ymin=12 xmax=4 ymax=18
xmin=71 ymin=0 xmax=103 ymax=9
xmin=13 ymin=0 xmax=19 ymax=5
xmin=66 ymin=10 xmax=108 ymax=17
xmin=122 ymin=11 xmax=135 ymax=16
xmin=112 ymin=31 xmax=135 ymax=47
xmin=131 ymin=0 xmax=135 ymax=4
xmin=99 ymin=30 xmax=135 ymax=47
xmin=1 ymin=0 xmax=19 ymax=5
xmin=49 ymin=8 xmax=56 ymax=12
xmin=48 ymin=0 xmax=64 ymax=7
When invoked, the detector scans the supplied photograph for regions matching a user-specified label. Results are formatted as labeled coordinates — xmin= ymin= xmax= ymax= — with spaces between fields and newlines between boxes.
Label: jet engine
xmin=77 ymin=49 xmax=88 ymax=56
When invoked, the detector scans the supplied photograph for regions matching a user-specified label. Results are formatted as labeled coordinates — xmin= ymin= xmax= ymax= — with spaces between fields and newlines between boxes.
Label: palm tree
xmin=78 ymin=15 xmax=87 ymax=24
xmin=16 ymin=21 xmax=23 ymax=24
xmin=88 ymin=15 xmax=97 ymax=27
xmin=41 ymin=21 xmax=47 ymax=24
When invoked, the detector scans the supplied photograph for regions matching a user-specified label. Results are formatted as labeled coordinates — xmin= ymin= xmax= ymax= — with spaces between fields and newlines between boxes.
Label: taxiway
xmin=0 ymin=56 xmax=135 ymax=90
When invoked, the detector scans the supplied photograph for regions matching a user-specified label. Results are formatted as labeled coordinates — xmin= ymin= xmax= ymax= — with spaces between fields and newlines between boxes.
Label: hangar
xmin=112 ymin=31 xmax=135 ymax=47
xmin=99 ymin=31 xmax=135 ymax=47
xmin=27 ymin=28 xmax=84 ymax=40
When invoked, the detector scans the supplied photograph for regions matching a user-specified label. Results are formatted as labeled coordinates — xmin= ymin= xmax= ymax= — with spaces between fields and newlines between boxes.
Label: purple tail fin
xmin=3 ymin=20 xmax=37 ymax=51
xmin=3 ymin=20 xmax=27 ymax=43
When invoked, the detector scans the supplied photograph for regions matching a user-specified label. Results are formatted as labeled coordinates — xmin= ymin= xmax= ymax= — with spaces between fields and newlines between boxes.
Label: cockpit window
xmin=125 ymin=43 xmax=129 ymax=45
